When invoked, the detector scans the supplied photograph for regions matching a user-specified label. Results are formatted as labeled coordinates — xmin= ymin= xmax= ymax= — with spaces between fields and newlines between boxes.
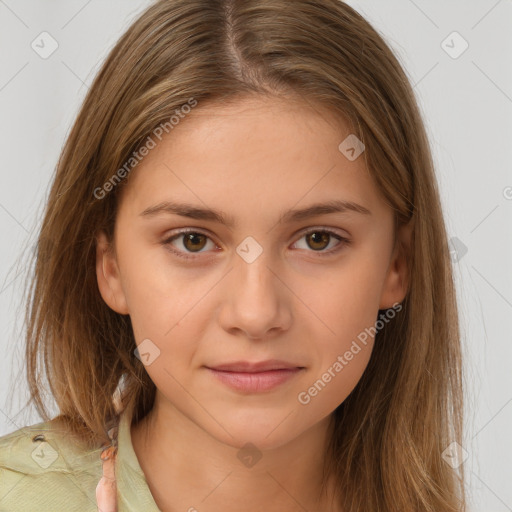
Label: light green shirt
xmin=0 ymin=402 xmax=161 ymax=511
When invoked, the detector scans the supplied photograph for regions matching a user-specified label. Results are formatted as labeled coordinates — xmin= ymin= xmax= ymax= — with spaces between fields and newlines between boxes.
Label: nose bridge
xmin=233 ymin=242 xmax=280 ymax=307
xmin=218 ymin=238 xmax=291 ymax=338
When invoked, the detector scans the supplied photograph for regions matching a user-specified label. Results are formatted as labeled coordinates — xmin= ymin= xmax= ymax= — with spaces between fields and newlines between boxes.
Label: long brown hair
xmin=16 ymin=0 xmax=465 ymax=510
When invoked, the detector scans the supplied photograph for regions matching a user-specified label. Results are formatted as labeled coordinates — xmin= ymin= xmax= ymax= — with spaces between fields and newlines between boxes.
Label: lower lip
xmin=206 ymin=368 xmax=303 ymax=392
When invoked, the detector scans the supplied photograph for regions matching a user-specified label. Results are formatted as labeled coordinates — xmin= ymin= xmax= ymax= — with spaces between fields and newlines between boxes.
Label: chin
xmin=203 ymin=411 xmax=306 ymax=452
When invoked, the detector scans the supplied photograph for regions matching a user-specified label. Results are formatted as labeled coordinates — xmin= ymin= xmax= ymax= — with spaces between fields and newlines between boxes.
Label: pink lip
xmin=206 ymin=367 xmax=304 ymax=392
xmin=207 ymin=359 xmax=303 ymax=373
xmin=205 ymin=360 xmax=305 ymax=393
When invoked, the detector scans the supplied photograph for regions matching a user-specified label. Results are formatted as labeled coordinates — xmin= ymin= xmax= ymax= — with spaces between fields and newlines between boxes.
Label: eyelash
xmin=161 ymin=228 xmax=351 ymax=261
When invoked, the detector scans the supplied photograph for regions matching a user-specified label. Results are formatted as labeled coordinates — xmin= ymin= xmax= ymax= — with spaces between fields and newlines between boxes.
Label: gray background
xmin=0 ymin=1 xmax=511 ymax=510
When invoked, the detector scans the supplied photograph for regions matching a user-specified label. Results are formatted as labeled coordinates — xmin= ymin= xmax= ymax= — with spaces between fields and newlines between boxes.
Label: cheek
xmin=297 ymin=256 xmax=385 ymax=410
xmin=307 ymin=253 xmax=386 ymax=337
xmin=117 ymin=239 xmax=201 ymax=335
xmin=298 ymin=302 xmax=376 ymax=416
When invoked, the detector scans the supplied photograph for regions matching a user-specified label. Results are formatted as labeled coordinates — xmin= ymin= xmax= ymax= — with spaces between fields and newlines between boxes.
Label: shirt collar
xmin=115 ymin=401 xmax=161 ymax=512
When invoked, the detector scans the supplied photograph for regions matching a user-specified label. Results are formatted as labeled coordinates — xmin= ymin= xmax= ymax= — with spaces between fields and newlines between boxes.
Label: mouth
xmin=204 ymin=360 xmax=305 ymax=393
xmin=206 ymin=359 xmax=305 ymax=373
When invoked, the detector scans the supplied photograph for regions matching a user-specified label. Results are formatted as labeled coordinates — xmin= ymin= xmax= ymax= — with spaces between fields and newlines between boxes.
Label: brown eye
xmin=293 ymin=228 xmax=350 ymax=255
xmin=182 ymin=232 xmax=208 ymax=252
xmin=162 ymin=230 xmax=217 ymax=259
xmin=162 ymin=227 xmax=350 ymax=261
xmin=305 ymin=231 xmax=331 ymax=251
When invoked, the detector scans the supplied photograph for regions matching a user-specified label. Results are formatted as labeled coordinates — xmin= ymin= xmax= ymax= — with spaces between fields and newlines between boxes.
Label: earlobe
xmin=379 ymin=219 xmax=413 ymax=309
xmin=95 ymin=231 xmax=129 ymax=315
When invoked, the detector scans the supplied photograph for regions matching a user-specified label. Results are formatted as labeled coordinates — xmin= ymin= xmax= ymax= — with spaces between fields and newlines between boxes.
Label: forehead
xmin=118 ymin=95 xmax=388 ymax=223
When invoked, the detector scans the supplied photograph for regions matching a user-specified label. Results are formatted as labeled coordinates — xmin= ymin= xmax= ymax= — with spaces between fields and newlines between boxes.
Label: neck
xmin=130 ymin=396 xmax=342 ymax=512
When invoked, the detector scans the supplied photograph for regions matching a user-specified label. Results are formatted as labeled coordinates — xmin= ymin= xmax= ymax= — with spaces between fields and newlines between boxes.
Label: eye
xmin=292 ymin=228 xmax=350 ymax=255
xmin=161 ymin=229 xmax=218 ymax=259
xmin=161 ymin=227 xmax=351 ymax=260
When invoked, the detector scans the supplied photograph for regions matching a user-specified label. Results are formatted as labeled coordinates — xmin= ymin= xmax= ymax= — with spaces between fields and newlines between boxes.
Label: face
xmin=96 ymin=94 xmax=410 ymax=451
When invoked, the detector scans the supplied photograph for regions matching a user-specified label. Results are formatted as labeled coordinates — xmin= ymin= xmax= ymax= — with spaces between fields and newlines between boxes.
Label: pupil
xmin=185 ymin=233 xmax=205 ymax=251
xmin=308 ymin=232 xmax=329 ymax=250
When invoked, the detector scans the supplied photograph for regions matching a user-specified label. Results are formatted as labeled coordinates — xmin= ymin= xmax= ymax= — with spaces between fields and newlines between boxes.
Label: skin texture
xmin=96 ymin=94 xmax=411 ymax=511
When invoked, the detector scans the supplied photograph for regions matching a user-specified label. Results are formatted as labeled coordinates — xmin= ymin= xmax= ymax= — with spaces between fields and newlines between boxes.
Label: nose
xmin=217 ymin=249 xmax=293 ymax=341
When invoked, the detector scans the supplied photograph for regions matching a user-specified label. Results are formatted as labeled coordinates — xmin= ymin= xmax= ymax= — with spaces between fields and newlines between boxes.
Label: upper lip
xmin=207 ymin=359 xmax=304 ymax=373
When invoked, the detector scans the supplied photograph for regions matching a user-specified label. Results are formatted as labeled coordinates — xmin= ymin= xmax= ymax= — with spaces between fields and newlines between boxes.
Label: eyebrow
xmin=139 ymin=199 xmax=372 ymax=227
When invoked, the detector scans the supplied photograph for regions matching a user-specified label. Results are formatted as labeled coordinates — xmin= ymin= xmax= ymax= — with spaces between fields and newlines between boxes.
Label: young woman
xmin=0 ymin=0 xmax=466 ymax=511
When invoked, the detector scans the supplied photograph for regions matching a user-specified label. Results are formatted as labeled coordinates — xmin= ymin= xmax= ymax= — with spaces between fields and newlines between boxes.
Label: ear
xmin=95 ymin=230 xmax=129 ymax=315
xmin=379 ymin=219 xmax=413 ymax=309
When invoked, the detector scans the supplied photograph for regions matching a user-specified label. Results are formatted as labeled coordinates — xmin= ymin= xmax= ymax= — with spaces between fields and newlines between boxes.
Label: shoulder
xmin=0 ymin=418 xmax=104 ymax=512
